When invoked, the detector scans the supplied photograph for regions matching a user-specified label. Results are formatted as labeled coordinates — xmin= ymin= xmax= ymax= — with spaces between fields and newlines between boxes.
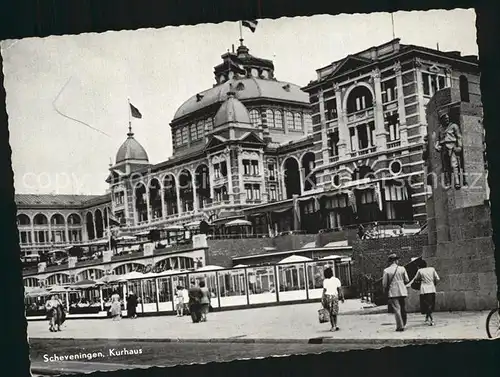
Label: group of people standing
xmin=175 ymin=280 xmax=212 ymax=323
xmin=108 ymin=290 xmax=138 ymax=321
xmin=383 ymin=254 xmax=440 ymax=331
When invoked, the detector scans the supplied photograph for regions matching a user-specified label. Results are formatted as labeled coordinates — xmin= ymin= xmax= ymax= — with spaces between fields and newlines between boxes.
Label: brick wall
xmin=207 ymin=234 xmax=317 ymax=267
xmin=351 ymin=234 xmax=428 ymax=282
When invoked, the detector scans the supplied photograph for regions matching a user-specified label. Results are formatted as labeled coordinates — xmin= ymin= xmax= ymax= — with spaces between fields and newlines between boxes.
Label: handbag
xmin=318 ymin=307 xmax=329 ymax=324
xmin=411 ymin=271 xmax=422 ymax=291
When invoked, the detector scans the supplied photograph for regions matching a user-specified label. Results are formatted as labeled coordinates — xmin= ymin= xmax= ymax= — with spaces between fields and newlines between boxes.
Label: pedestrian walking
xmin=182 ymin=286 xmax=189 ymax=315
xmin=45 ymin=294 xmax=65 ymax=332
xmin=383 ymin=254 xmax=409 ymax=332
xmin=109 ymin=291 xmax=122 ymax=321
xmin=126 ymin=291 xmax=138 ymax=319
xmin=175 ymin=285 xmax=185 ymax=317
xmin=321 ymin=267 xmax=344 ymax=331
xmin=199 ymin=281 xmax=211 ymax=322
xmin=188 ymin=280 xmax=202 ymax=323
xmin=408 ymin=259 xmax=440 ymax=326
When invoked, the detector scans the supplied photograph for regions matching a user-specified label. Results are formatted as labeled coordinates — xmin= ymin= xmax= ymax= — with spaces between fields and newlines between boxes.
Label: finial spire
xmin=127 ymin=97 xmax=134 ymax=137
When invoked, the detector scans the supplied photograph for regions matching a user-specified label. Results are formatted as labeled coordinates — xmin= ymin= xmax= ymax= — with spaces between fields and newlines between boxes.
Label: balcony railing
xmin=387 ymin=140 xmax=401 ymax=149
xmin=350 ymin=146 xmax=376 ymax=158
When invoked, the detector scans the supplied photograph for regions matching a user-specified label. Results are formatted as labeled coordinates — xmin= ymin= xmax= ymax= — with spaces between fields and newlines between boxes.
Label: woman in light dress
xmin=408 ymin=259 xmax=440 ymax=326
xmin=109 ymin=291 xmax=122 ymax=321
xmin=175 ymin=285 xmax=185 ymax=317
xmin=322 ymin=267 xmax=344 ymax=331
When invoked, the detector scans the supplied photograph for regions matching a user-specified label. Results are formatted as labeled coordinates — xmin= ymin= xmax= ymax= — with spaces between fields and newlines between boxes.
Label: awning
xmin=278 ymin=255 xmax=312 ymax=264
xmin=96 ymin=274 xmax=121 ymax=285
xmin=185 ymin=221 xmax=200 ymax=229
xmin=301 ymin=242 xmax=316 ymax=249
xmin=163 ymin=225 xmax=185 ymax=231
xmin=134 ymin=231 xmax=151 ymax=236
xmin=225 ymin=219 xmax=252 ymax=227
xmin=194 ymin=265 xmax=224 ymax=272
xmin=118 ymin=271 xmax=144 ymax=281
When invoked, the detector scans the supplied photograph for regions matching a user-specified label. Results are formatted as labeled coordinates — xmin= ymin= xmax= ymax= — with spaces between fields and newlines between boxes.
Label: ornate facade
xmin=17 ymin=39 xmax=480 ymax=262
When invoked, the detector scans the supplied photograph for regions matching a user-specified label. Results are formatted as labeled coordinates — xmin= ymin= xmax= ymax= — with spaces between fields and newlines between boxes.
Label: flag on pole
xmin=242 ymin=20 xmax=258 ymax=33
xmin=129 ymin=102 xmax=142 ymax=119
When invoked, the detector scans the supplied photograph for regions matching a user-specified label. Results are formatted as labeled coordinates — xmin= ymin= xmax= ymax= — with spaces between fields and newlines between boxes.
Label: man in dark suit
xmin=383 ymin=254 xmax=410 ymax=331
xmin=126 ymin=291 xmax=138 ymax=319
xmin=188 ymin=280 xmax=202 ymax=323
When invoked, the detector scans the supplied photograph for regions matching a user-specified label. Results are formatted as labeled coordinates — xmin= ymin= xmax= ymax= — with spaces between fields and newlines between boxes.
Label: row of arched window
xmin=17 ymin=213 xmax=83 ymax=226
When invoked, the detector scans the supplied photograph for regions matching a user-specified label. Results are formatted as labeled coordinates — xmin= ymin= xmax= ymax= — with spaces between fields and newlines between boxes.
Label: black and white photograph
xmin=2 ymin=7 xmax=498 ymax=376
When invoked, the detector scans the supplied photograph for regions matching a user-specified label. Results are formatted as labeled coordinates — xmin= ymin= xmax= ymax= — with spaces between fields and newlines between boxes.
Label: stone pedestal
xmin=143 ymin=243 xmax=154 ymax=257
xmin=408 ymin=88 xmax=497 ymax=312
xmin=37 ymin=262 xmax=46 ymax=273
xmin=102 ymin=250 xmax=113 ymax=263
xmin=193 ymin=234 xmax=208 ymax=249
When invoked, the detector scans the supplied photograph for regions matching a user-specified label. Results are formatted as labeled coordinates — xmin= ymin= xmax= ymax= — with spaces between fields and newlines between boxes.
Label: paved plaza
xmin=28 ymin=300 xmax=489 ymax=341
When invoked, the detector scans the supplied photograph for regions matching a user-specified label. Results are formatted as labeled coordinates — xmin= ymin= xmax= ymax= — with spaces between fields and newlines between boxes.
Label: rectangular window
xmin=268 ymin=163 xmax=276 ymax=181
xmin=196 ymin=122 xmax=204 ymax=139
xmin=175 ymin=129 xmax=182 ymax=147
xmin=324 ymin=97 xmax=338 ymax=120
xmin=357 ymin=124 xmax=369 ymax=150
xmin=349 ymin=127 xmax=356 ymax=151
xmin=243 ymin=160 xmax=250 ymax=175
xmin=181 ymin=127 xmax=189 ymax=145
xmin=251 ymin=161 xmax=259 ymax=175
xmin=382 ymin=78 xmax=397 ymax=103
xmin=245 ymin=184 xmax=253 ymax=200
xmin=253 ymin=185 xmax=261 ymax=200
xmin=269 ymin=186 xmax=277 ymax=201
xmin=213 ymin=163 xmax=220 ymax=179
xmin=328 ymin=129 xmax=339 ymax=157
xmin=385 ymin=112 xmax=400 ymax=141
xmin=220 ymin=161 xmax=228 ymax=177
xmin=190 ymin=123 xmax=197 ymax=141
xmin=422 ymin=72 xmax=430 ymax=96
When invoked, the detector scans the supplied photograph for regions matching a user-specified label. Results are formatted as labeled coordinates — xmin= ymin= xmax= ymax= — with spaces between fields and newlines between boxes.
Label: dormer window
xmin=251 ymin=68 xmax=259 ymax=77
xmin=261 ymin=70 xmax=269 ymax=79
xmin=282 ymin=84 xmax=291 ymax=92
xmin=219 ymin=75 xmax=226 ymax=83
xmin=228 ymin=71 xmax=235 ymax=79
xmin=236 ymin=82 xmax=245 ymax=91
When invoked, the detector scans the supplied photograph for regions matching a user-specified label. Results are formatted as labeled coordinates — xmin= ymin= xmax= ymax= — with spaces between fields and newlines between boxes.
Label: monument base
xmin=408 ymin=203 xmax=497 ymax=312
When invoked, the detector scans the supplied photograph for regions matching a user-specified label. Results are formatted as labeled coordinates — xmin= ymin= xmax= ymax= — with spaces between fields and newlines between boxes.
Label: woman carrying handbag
xmin=408 ymin=259 xmax=440 ymax=326
xmin=319 ymin=267 xmax=344 ymax=331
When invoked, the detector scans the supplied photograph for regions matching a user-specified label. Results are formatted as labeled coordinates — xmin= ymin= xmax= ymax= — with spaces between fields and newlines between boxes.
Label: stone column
xmin=335 ymin=84 xmax=347 ymax=160
xmin=30 ymin=222 xmax=35 ymax=246
xmin=415 ymin=58 xmax=427 ymax=129
xmin=226 ymin=150 xmax=234 ymax=203
xmin=298 ymin=164 xmax=305 ymax=195
xmin=394 ymin=62 xmax=408 ymax=145
xmin=318 ymin=90 xmax=329 ymax=165
xmin=175 ymin=182 xmax=182 ymax=214
xmin=146 ymin=189 xmax=152 ymax=223
xmin=160 ymin=187 xmax=166 ymax=219
xmin=279 ymin=161 xmax=286 ymax=201
xmin=372 ymin=68 xmax=386 ymax=150
xmin=192 ymin=173 xmax=199 ymax=212
xmin=207 ymin=163 xmax=215 ymax=205
xmin=237 ymin=150 xmax=245 ymax=202
xmin=64 ymin=221 xmax=69 ymax=243
xmin=259 ymin=151 xmax=266 ymax=202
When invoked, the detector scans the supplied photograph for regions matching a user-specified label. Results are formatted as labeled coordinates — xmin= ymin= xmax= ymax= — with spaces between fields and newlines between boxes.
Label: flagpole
xmin=127 ymin=97 xmax=132 ymax=135
xmin=391 ymin=13 xmax=395 ymax=39
xmin=239 ymin=21 xmax=243 ymax=45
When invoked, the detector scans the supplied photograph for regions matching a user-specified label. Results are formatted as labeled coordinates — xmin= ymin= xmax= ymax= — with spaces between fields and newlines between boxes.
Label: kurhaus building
xmin=17 ymin=39 xmax=480 ymax=262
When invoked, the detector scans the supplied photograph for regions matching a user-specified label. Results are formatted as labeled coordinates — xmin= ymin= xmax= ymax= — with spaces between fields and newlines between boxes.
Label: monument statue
xmin=434 ymin=108 xmax=463 ymax=189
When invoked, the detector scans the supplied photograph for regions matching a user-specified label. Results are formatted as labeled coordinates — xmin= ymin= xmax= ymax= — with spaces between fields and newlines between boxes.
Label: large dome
xmin=115 ymin=133 xmax=149 ymax=164
xmin=214 ymin=92 xmax=252 ymax=128
xmin=173 ymin=77 xmax=309 ymax=121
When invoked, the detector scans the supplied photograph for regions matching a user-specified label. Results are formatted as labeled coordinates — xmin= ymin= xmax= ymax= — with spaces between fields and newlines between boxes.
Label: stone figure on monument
xmin=434 ymin=108 xmax=463 ymax=189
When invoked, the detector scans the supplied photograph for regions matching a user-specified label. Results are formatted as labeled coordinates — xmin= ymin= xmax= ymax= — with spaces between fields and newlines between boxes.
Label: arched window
xmin=274 ymin=110 xmax=283 ymax=129
xmin=249 ymin=109 xmax=260 ymax=127
xmin=346 ymin=86 xmax=373 ymax=114
xmin=266 ymin=109 xmax=275 ymax=128
xmin=17 ymin=214 xmax=30 ymax=226
xmin=294 ymin=113 xmax=303 ymax=130
xmin=285 ymin=111 xmax=294 ymax=130
xmin=459 ymin=75 xmax=470 ymax=103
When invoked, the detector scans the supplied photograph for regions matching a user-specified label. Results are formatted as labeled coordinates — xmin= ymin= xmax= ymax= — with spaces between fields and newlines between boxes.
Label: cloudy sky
xmin=2 ymin=8 xmax=477 ymax=195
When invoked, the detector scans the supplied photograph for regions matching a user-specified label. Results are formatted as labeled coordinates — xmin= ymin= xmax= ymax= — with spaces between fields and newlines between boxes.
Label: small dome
xmin=214 ymin=92 xmax=252 ymax=128
xmin=115 ymin=133 xmax=149 ymax=164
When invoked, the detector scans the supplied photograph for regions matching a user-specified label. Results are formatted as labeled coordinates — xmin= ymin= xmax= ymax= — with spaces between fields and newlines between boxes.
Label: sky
xmin=1 ymin=9 xmax=478 ymax=195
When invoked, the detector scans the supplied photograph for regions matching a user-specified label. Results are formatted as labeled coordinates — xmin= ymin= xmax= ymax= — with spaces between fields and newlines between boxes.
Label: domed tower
xmin=112 ymin=127 xmax=150 ymax=175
